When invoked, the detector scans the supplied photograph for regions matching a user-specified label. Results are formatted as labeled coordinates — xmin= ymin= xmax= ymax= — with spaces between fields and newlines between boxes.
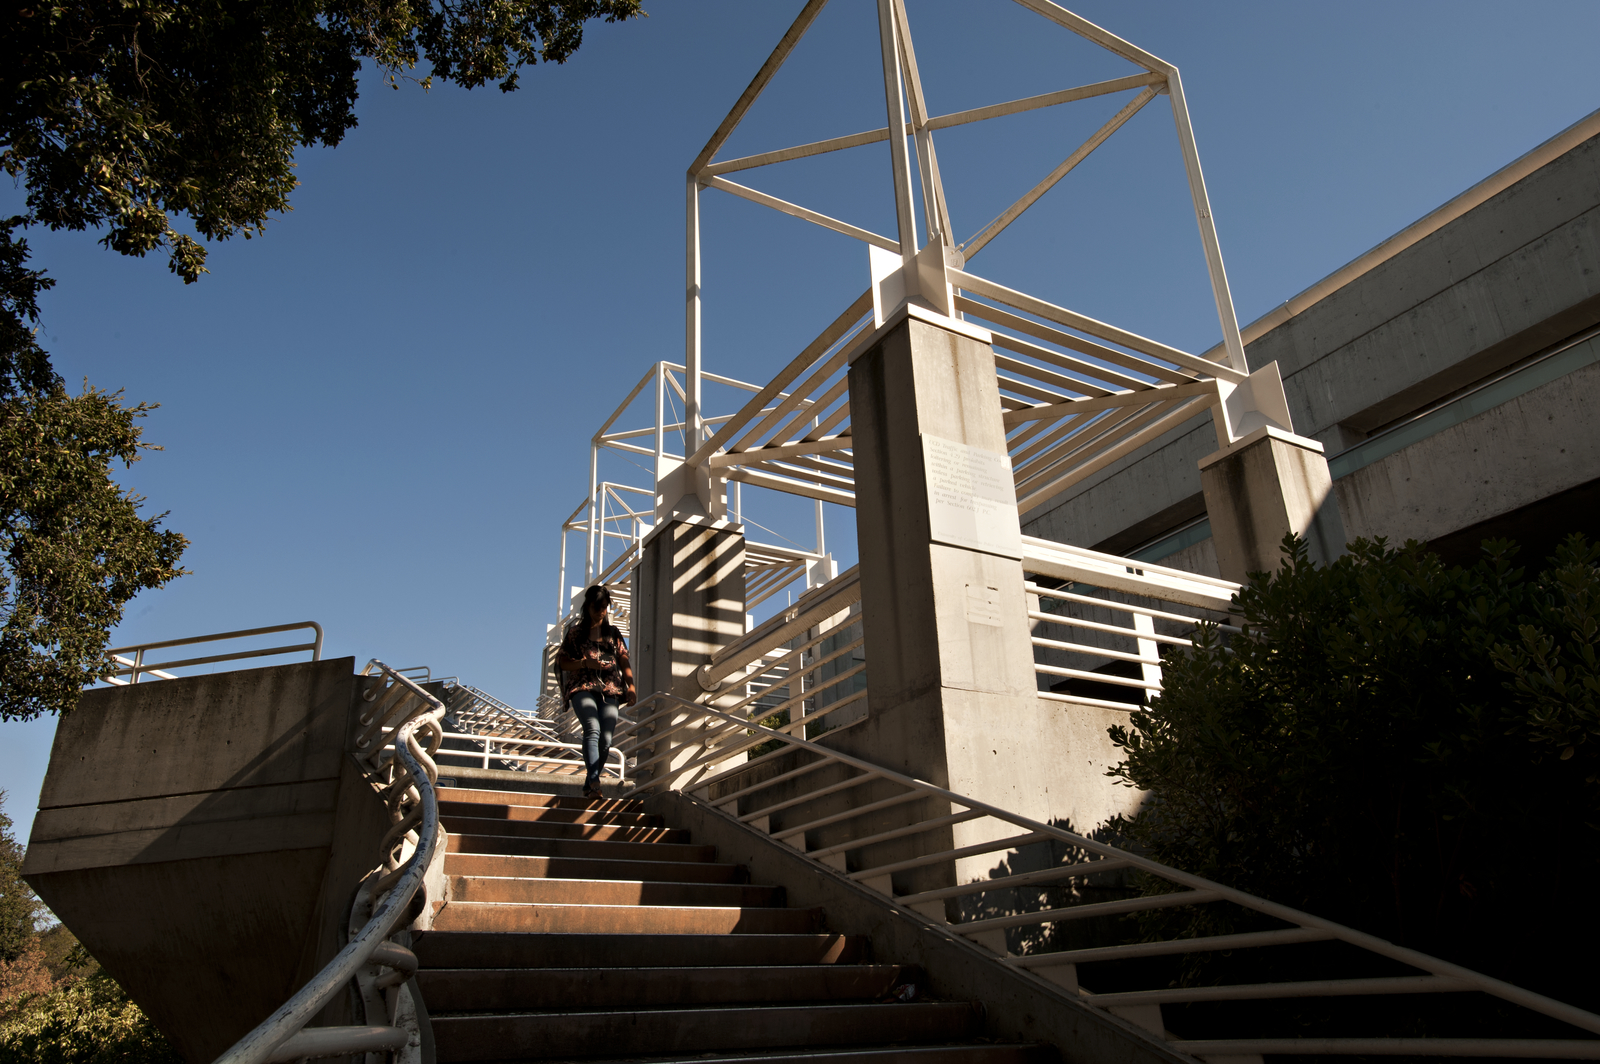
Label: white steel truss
xmin=670 ymin=0 xmax=1298 ymax=520
xmin=553 ymin=359 xmax=837 ymax=627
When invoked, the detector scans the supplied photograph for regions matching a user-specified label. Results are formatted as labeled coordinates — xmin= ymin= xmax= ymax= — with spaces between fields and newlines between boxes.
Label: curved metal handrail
xmin=212 ymin=660 xmax=445 ymax=1064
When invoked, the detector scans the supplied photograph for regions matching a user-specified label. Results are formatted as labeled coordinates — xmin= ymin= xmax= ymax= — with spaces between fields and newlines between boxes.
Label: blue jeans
xmin=569 ymin=691 xmax=619 ymax=783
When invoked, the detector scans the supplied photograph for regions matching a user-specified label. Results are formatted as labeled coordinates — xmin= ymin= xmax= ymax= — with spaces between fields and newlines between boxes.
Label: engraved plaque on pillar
xmin=921 ymin=433 xmax=1023 ymax=560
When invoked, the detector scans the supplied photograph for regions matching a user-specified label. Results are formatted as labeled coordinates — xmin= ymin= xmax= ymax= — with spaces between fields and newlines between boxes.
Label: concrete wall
xmin=1335 ymin=343 xmax=1600 ymax=544
xmin=22 ymin=659 xmax=388 ymax=1064
xmin=1022 ymin=131 xmax=1600 ymax=565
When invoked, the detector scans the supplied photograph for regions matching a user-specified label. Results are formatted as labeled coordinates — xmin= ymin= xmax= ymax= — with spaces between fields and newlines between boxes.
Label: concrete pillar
xmin=1198 ymin=425 xmax=1347 ymax=582
xmin=631 ymin=515 xmax=747 ymax=786
xmin=820 ymin=310 xmax=1052 ymax=902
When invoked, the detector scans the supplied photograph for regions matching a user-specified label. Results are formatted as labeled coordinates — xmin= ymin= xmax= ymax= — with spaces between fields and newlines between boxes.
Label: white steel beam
xmin=960 ymin=86 xmax=1159 ymax=260
xmin=876 ymin=0 xmax=920 ymax=266
xmin=702 ymin=175 xmax=900 ymax=253
xmin=925 ymin=72 xmax=1164 ymax=131
xmin=689 ymin=0 xmax=831 ymax=176
xmin=892 ymin=0 xmax=951 ymax=247
xmin=685 ymin=178 xmax=704 ymax=453
xmin=1007 ymin=0 xmax=1171 ymax=73
xmin=1166 ymin=70 xmax=1249 ymax=373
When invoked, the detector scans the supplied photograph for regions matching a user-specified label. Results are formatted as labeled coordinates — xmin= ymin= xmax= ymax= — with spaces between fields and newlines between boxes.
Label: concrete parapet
xmin=22 ymin=658 xmax=389 ymax=1064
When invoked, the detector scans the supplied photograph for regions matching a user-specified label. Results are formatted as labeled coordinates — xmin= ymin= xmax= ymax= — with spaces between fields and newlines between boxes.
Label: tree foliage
xmin=0 ymin=386 xmax=188 ymax=721
xmin=0 ymin=0 xmax=641 ymax=717
xmin=0 ymin=967 xmax=181 ymax=1064
xmin=1107 ymin=534 xmax=1600 ymax=1001
xmin=0 ymin=792 xmax=179 ymax=1064
xmin=0 ymin=794 xmax=45 ymax=965
xmin=2 ymin=0 xmax=645 ymax=282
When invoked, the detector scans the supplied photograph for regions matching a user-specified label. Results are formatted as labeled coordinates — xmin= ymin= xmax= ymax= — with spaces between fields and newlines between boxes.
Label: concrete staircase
xmin=414 ymin=781 xmax=1055 ymax=1063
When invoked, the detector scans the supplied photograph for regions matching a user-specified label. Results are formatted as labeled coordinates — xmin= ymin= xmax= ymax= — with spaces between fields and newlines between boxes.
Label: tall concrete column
xmin=1198 ymin=425 xmax=1347 ymax=582
xmin=821 ymin=310 xmax=1052 ymax=900
xmin=631 ymin=515 xmax=747 ymax=786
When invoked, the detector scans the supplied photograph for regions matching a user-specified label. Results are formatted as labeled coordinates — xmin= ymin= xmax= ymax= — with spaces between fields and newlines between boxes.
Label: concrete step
xmin=443 ymin=852 xmax=746 ymax=884
xmin=431 ymin=1002 xmax=983 ymax=1062
xmin=414 ymin=932 xmax=869 ymax=969
xmin=438 ymin=786 xmax=646 ymax=814
xmin=446 ymin=833 xmax=716 ymax=864
xmin=431 ymin=901 xmax=826 ymax=935
xmin=438 ymin=801 xmax=663 ymax=828
xmin=441 ymin=815 xmax=688 ymax=845
xmin=417 ymin=963 xmax=913 ymax=1011
xmin=570 ymin=1046 xmax=1055 ymax=1064
xmin=448 ymin=875 xmax=783 ymax=908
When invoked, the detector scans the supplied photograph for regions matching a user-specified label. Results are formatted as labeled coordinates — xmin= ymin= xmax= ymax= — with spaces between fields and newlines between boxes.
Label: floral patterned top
xmin=559 ymin=621 xmax=636 ymax=705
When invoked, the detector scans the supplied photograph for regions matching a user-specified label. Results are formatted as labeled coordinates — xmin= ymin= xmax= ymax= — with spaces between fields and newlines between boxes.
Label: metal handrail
xmin=1020 ymin=538 xmax=1242 ymax=711
xmin=212 ymin=660 xmax=445 ymax=1064
xmin=433 ymin=730 xmax=626 ymax=783
xmin=621 ymin=691 xmax=1600 ymax=1056
xmin=105 ymin=622 xmax=324 ymax=685
xmin=696 ymin=566 xmax=861 ymax=691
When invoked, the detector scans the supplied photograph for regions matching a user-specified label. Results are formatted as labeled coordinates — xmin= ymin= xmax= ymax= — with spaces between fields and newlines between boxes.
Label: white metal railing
xmin=105 ymin=622 xmax=324 ymax=685
xmin=213 ymin=660 xmax=446 ymax=1064
xmin=448 ymin=682 xmax=563 ymax=741
xmin=440 ymin=681 xmax=603 ymax=778
xmin=1021 ymin=536 xmax=1240 ymax=711
xmin=620 ymin=693 xmax=1600 ymax=1060
xmin=955 ymin=270 xmax=1239 ymax=516
xmin=436 ymin=730 xmax=624 ymax=783
xmin=613 ymin=568 xmax=865 ymax=790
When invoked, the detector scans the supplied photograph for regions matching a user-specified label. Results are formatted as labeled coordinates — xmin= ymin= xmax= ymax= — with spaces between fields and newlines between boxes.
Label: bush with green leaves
xmin=0 ymin=970 xmax=182 ymax=1064
xmin=1107 ymin=534 xmax=1600 ymax=1006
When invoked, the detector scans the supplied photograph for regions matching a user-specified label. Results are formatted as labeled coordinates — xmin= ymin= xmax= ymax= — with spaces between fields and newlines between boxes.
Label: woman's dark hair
xmin=565 ymin=584 xmax=612 ymax=641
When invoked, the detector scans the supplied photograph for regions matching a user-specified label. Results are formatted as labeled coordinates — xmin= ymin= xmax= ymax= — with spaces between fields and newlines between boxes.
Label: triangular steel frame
xmin=680 ymin=0 xmax=1251 ymax=454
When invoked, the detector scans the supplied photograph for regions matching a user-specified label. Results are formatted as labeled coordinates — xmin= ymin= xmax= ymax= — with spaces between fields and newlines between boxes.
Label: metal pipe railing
xmin=620 ymin=692 xmax=1600 ymax=1056
xmin=1022 ymin=539 xmax=1241 ymax=712
xmin=105 ymin=622 xmax=324 ymax=684
xmin=211 ymin=660 xmax=445 ymax=1064
xmin=696 ymin=566 xmax=861 ymax=692
xmin=432 ymin=730 xmax=625 ymax=783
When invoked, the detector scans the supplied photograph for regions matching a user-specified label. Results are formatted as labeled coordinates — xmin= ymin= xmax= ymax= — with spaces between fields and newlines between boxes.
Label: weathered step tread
xmin=448 ymin=875 xmax=783 ymax=909
xmin=447 ymin=833 xmax=716 ymax=864
xmin=417 ymin=964 xmax=914 ymax=1010
xmin=431 ymin=1002 xmax=982 ymax=1062
xmin=439 ymin=801 xmax=663 ymax=828
xmin=443 ymin=852 xmax=747 ymax=885
xmin=442 ymin=815 xmax=689 ymax=844
xmin=505 ymin=1045 xmax=1057 ymax=1064
xmin=431 ymin=901 xmax=826 ymax=936
xmin=415 ymin=932 xmax=869 ymax=969
xmin=438 ymin=787 xmax=646 ymax=814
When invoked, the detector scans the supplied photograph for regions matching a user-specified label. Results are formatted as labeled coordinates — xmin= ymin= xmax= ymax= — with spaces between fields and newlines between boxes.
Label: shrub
xmin=0 ymin=971 xmax=182 ymax=1064
xmin=1107 ymin=534 xmax=1600 ymax=1006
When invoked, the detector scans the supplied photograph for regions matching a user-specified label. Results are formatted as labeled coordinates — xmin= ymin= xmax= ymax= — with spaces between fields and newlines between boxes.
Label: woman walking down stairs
xmin=414 ymin=780 xmax=1054 ymax=1063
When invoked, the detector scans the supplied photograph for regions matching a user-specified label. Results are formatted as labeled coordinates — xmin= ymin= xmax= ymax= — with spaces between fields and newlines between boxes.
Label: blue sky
xmin=4 ymin=0 xmax=1599 ymax=842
